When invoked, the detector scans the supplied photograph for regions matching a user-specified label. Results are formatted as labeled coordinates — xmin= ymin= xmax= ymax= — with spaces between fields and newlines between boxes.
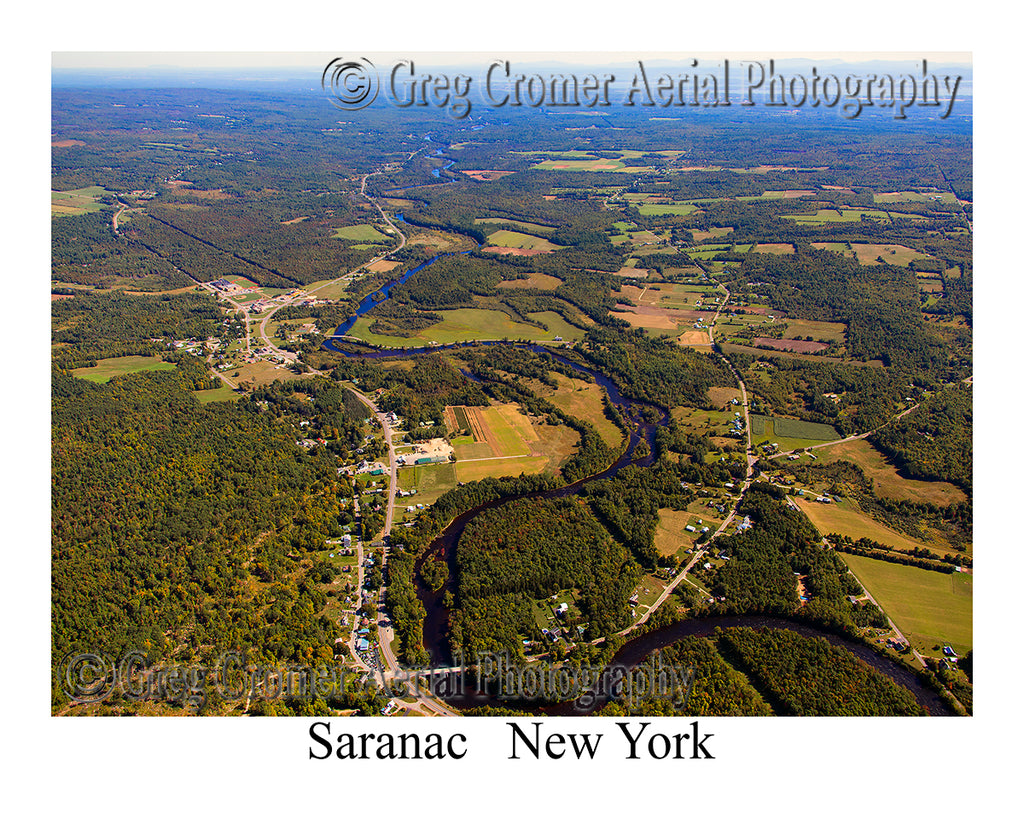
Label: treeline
xmin=870 ymin=384 xmax=972 ymax=492
xmin=52 ymin=210 xmax=189 ymax=290
xmin=574 ymin=327 xmax=734 ymax=409
xmin=584 ymin=463 xmax=696 ymax=569
xmin=735 ymin=355 xmax=907 ymax=436
xmin=700 ymin=487 xmax=866 ymax=634
xmin=451 ymin=497 xmax=641 ymax=656
xmin=323 ymin=354 xmax=491 ymax=428
xmin=51 ymin=289 xmax=223 ymax=369
xmin=737 ymin=246 xmax=952 ymax=375
xmin=782 ymin=455 xmax=972 ymax=550
xmin=601 ymin=637 xmax=772 ymax=717
xmin=52 ymin=371 xmax=357 ymax=711
xmin=717 ymin=627 xmax=924 ymax=715
xmin=386 ymin=472 xmax=565 ymax=664
xmin=829 ymin=535 xmax=964 ymax=573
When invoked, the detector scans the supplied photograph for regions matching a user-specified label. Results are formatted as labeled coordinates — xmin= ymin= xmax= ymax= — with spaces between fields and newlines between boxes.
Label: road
xmin=619 ymin=286 xmax=756 ymax=635
xmin=826 ymin=538 xmax=925 ymax=667
xmin=767 ymin=401 xmax=920 ymax=461
xmin=345 ymin=386 xmax=459 ymax=714
xmin=251 ymin=171 xmax=407 ymax=360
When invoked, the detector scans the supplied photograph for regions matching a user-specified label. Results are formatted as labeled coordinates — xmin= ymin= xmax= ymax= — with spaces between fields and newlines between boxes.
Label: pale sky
xmin=52 ymin=51 xmax=972 ymax=71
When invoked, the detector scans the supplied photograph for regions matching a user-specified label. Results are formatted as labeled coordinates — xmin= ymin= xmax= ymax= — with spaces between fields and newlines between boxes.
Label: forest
xmin=51 ymin=80 xmax=972 ymax=716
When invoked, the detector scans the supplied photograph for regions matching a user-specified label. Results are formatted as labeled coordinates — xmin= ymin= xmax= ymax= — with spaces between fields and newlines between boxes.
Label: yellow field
xmin=753 ymin=243 xmax=794 ymax=254
xmin=654 ymin=509 xmax=695 ymax=556
xmin=540 ymin=372 xmax=625 ymax=449
xmin=677 ymin=330 xmax=712 ymax=347
xmin=234 ymin=360 xmax=314 ymax=387
xmin=455 ymin=456 xmax=549 ymax=483
xmin=795 ymin=497 xmax=957 ymax=556
xmin=814 ymin=439 xmax=966 ymax=507
xmin=841 ymin=553 xmax=972 ymax=655
xmin=707 ymin=386 xmax=743 ymax=407
xmin=496 ymin=272 xmax=563 ymax=290
xmin=447 ymin=403 xmax=579 ymax=482
xmin=849 ymin=244 xmax=932 ymax=266
xmin=366 ymin=259 xmax=402 ymax=273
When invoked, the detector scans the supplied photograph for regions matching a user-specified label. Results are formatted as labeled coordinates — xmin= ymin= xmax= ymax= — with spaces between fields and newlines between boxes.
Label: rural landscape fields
xmin=51 ymin=56 xmax=972 ymax=720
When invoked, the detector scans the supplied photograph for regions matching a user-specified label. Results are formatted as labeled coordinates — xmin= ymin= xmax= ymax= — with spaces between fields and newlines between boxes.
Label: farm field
xmin=307 ymin=278 xmax=358 ymax=299
xmin=530 ymin=151 xmax=651 ymax=172
xmin=654 ymin=506 xmax=723 ymax=558
xmin=782 ymin=319 xmax=847 ymax=343
xmin=618 ymin=282 xmax=721 ymax=310
xmin=52 ymin=186 xmax=112 ymax=216
xmin=654 ymin=509 xmax=698 ymax=557
xmin=691 ymin=227 xmax=734 ymax=241
xmin=496 ymin=272 xmax=563 ymax=290
xmin=752 ymin=338 xmax=829 ymax=353
xmin=332 ymin=224 xmax=390 ymax=242
xmin=707 ymin=386 xmax=743 ymax=407
xmin=753 ymin=243 xmax=795 ymax=254
xmin=722 ymin=341 xmax=865 ymax=366
xmin=483 ymin=230 xmax=561 ymax=252
xmin=72 ymin=356 xmax=176 ymax=383
xmin=536 ymin=372 xmax=625 ymax=449
xmin=688 ymin=244 xmax=732 ymax=260
xmin=444 ymin=403 xmax=579 ymax=481
xmin=366 ymin=259 xmax=402 ymax=273
xmin=527 ymin=311 xmax=588 ymax=341
xmin=812 ymin=438 xmax=967 ymax=506
xmin=473 ymin=217 xmax=555 ymax=233
xmin=194 ymin=384 xmax=241 ymax=403
xmin=636 ymin=203 xmax=697 ymax=216
xmin=672 ymin=406 xmax=738 ymax=437
xmin=750 ymin=415 xmax=840 ymax=451
xmin=234 ymin=359 xmax=312 ymax=387
xmin=840 ymin=553 xmax=972 ymax=655
xmin=738 ymin=190 xmax=816 ymax=200
xmin=396 ymin=462 xmax=458 ymax=508
xmin=345 ymin=308 xmax=573 ymax=346
xmin=677 ymin=330 xmax=713 ymax=347
xmin=782 ymin=209 xmax=891 ymax=224
xmin=872 ymin=190 xmax=959 ymax=204
xmin=848 ymin=244 xmax=933 ymax=266
xmin=794 ymin=497 xmax=956 ymax=556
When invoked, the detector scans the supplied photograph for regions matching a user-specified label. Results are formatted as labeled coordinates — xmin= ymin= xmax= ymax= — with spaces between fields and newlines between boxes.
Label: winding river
xmin=318 ymin=159 xmax=951 ymax=716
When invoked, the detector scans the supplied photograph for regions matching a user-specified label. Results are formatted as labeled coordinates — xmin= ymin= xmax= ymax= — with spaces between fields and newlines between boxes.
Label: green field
xmin=72 ymin=356 xmax=176 ymax=383
xmin=688 ymin=243 xmax=732 ymax=260
xmin=396 ymin=462 xmax=458 ymax=508
xmin=527 ymin=311 xmax=587 ymax=342
xmin=636 ymin=203 xmax=697 ymax=216
xmin=484 ymin=230 xmax=560 ymax=251
xmin=194 ymin=384 xmax=241 ymax=403
xmin=346 ymin=308 xmax=573 ymax=346
xmin=52 ymin=186 xmax=112 ymax=216
xmin=750 ymin=415 xmax=840 ymax=449
xmin=332 ymin=224 xmax=390 ymax=242
xmin=782 ymin=209 xmax=891 ymax=224
xmin=540 ymin=372 xmax=625 ymax=449
xmin=840 ymin=553 xmax=972 ymax=655
xmin=474 ymin=217 xmax=555 ymax=233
